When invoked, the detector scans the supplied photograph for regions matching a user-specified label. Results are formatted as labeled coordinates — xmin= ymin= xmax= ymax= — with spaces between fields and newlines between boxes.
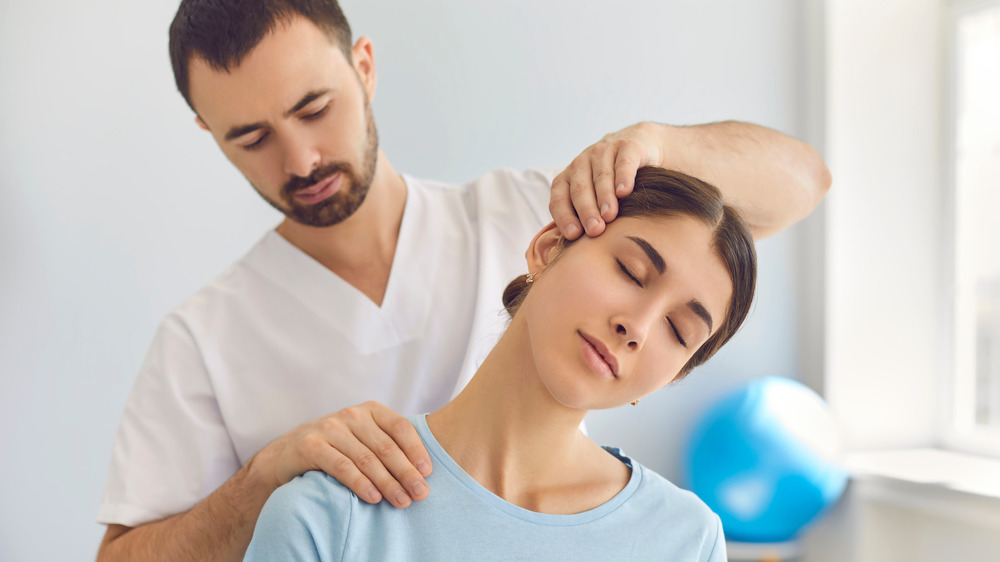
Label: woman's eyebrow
xmin=687 ymin=300 xmax=713 ymax=333
xmin=626 ymin=236 xmax=665 ymax=274
xmin=626 ymin=236 xmax=714 ymax=332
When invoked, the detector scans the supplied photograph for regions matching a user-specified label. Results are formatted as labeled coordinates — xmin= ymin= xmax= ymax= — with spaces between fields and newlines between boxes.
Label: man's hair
xmin=502 ymin=166 xmax=758 ymax=380
xmin=169 ymin=0 xmax=353 ymax=111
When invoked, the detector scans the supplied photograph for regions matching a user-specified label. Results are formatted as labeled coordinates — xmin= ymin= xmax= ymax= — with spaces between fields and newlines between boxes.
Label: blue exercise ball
xmin=683 ymin=376 xmax=848 ymax=543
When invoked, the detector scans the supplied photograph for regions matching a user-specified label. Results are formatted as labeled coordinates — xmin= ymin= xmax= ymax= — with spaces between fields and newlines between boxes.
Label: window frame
xmin=943 ymin=0 xmax=1000 ymax=458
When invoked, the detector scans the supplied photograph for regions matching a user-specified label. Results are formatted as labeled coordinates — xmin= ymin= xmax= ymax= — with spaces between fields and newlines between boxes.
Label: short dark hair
xmin=169 ymin=0 xmax=353 ymax=111
xmin=503 ymin=166 xmax=758 ymax=380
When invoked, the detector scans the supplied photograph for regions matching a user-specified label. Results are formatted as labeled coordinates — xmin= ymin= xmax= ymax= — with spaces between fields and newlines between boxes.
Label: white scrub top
xmin=98 ymin=168 xmax=553 ymax=527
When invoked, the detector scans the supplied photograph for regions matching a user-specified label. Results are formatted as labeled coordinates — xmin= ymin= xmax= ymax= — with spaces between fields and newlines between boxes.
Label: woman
xmin=245 ymin=167 xmax=756 ymax=561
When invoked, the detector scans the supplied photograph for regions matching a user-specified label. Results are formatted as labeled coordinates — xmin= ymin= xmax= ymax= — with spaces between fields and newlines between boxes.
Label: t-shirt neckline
xmin=412 ymin=413 xmax=642 ymax=527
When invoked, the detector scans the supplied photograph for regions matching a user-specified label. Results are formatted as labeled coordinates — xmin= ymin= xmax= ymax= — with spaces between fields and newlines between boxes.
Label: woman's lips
xmin=579 ymin=331 xmax=619 ymax=378
xmin=294 ymin=172 xmax=341 ymax=204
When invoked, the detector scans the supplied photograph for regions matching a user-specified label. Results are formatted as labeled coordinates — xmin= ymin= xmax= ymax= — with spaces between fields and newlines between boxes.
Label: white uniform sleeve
xmin=512 ymin=167 xmax=561 ymax=226
xmin=97 ymin=312 xmax=241 ymax=526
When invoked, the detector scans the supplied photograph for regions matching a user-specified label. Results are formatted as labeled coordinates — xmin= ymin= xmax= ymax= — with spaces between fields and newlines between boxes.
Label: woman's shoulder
xmin=596 ymin=451 xmax=725 ymax=559
xmin=262 ymin=470 xmax=355 ymax=520
xmin=612 ymin=452 xmax=719 ymax=526
xmin=246 ymin=472 xmax=356 ymax=561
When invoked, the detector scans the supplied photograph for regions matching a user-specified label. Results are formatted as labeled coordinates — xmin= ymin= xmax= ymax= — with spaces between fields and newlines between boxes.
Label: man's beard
xmin=259 ymin=97 xmax=379 ymax=228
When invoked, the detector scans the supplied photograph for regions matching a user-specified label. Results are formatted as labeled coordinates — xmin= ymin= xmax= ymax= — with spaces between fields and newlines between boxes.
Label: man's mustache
xmin=283 ymin=164 xmax=348 ymax=196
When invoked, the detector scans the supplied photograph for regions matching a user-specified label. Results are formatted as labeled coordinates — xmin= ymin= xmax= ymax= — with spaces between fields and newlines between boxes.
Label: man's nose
xmin=282 ymin=135 xmax=321 ymax=179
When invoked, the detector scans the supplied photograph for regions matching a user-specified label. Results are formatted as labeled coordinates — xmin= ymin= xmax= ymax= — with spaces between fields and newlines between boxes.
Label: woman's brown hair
xmin=503 ymin=166 xmax=757 ymax=380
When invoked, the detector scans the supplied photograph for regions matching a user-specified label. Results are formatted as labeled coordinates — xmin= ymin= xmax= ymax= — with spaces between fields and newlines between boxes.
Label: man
xmin=97 ymin=1 xmax=830 ymax=560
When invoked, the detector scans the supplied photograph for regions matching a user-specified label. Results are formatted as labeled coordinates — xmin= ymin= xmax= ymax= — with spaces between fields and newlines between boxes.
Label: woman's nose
xmin=616 ymin=321 xmax=644 ymax=351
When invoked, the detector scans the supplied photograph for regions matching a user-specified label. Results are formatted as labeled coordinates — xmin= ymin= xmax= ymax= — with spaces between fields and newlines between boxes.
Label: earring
xmin=630 ymin=399 xmax=640 ymax=406
xmin=526 ymin=272 xmax=537 ymax=284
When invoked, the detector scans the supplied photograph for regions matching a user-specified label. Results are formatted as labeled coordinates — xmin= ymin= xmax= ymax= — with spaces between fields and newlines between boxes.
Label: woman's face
xmin=522 ymin=215 xmax=733 ymax=410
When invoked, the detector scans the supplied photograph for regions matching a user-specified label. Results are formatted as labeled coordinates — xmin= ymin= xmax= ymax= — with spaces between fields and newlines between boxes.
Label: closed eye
xmin=667 ymin=318 xmax=688 ymax=348
xmin=243 ymin=133 xmax=269 ymax=151
xmin=302 ymin=105 xmax=329 ymax=121
xmin=616 ymin=259 xmax=643 ymax=288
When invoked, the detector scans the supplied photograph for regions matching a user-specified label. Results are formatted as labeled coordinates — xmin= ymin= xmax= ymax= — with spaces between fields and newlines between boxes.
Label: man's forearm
xmin=97 ymin=455 xmax=275 ymax=562
xmin=654 ymin=121 xmax=832 ymax=239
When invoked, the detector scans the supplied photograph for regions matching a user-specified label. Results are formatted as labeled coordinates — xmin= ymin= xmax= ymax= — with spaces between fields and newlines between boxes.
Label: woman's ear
xmin=526 ymin=221 xmax=563 ymax=274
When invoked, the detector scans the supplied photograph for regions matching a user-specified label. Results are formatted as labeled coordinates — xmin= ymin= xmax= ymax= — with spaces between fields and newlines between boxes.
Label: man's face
xmin=187 ymin=16 xmax=378 ymax=227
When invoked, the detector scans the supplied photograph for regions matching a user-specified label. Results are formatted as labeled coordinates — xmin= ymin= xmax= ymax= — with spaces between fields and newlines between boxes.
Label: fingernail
xmin=586 ymin=218 xmax=600 ymax=232
xmin=410 ymin=481 xmax=427 ymax=497
xmin=616 ymin=183 xmax=626 ymax=196
xmin=367 ymin=488 xmax=381 ymax=503
xmin=566 ymin=223 xmax=580 ymax=237
xmin=416 ymin=460 xmax=430 ymax=475
xmin=600 ymin=203 xmax=610 ymax=216
xmin=395 ymin=491 xmax=411 ymax=506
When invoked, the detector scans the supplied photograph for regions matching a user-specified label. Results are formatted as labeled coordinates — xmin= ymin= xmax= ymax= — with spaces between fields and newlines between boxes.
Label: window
xmin=948 ymin=0 xmax=1000 ymax=454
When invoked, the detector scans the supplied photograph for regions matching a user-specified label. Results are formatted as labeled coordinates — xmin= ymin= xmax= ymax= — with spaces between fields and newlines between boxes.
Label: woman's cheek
xmin=643 ymin=348 xmax=678 ymax=389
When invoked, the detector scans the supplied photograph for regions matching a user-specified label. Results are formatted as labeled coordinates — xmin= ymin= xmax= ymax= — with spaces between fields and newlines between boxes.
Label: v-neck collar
xmin=243 ymin=175 xmax=444 ymax=354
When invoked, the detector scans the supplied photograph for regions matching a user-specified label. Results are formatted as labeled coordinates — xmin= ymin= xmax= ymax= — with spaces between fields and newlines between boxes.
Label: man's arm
xmin=97 ymin=402 xmax=431 ymax=562
xmin=97 ymin=457 xmax=270 ymax=562
xmin=550 ymin=121 xmax=832 ymax=240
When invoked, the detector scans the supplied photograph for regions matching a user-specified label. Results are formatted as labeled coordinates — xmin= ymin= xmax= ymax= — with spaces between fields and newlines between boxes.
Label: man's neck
xmin=275 ymin=150 xmax=406 ymax=306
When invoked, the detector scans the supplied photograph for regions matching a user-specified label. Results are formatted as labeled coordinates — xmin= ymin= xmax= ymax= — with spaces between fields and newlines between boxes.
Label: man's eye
xmin=302 ymin=105 xmax=329 ymax=120
xmin=243 ymin=134 xmax=268 ymax=151
xmin=616 ymin=259 xmax=643 ymax=288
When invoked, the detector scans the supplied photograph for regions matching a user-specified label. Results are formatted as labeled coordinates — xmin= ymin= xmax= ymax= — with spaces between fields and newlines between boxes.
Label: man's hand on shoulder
xmin=96 ymin=402 xmax=429 ymax=562
xmin=549 ymin=122 xmax=663 ymax=240
xmin=253 ymin=401 xmax=432 ymax=508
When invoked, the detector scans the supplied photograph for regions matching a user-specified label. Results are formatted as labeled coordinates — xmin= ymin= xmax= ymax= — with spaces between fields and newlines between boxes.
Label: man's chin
xmin=285 ymin=198 xmax=361 ymax=228
xmin=285 ymin=212 xmax=346 ymax=228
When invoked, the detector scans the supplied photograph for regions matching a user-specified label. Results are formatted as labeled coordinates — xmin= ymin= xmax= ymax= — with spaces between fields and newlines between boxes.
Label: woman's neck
xmin=426 ymin=315 xmax=630 ymax=514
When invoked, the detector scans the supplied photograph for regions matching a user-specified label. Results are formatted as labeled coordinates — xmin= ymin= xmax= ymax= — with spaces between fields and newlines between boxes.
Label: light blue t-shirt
xmin=245 ymin=415 xmax=726 ymax=561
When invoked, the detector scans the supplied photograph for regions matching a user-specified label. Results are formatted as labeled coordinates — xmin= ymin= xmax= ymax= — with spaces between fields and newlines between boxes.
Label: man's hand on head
xmin=253 ymin=401 xmax=432 ymax=508
xmin=549 ymin=122 xmax=663 ymax=240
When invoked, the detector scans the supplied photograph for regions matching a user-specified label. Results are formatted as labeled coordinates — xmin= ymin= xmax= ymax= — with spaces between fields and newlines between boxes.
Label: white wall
xmin=0 ymin=1 xmax=810 ymax=559
xmin=824 ymin=0 xmax=946 ymax=451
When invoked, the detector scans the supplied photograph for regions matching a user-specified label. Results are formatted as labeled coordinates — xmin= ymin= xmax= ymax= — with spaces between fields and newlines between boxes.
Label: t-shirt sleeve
xmin=97 ymin=312 xmax=241 ymax=526
xmin=705 ymin=515 xmax=727 ymax=562
xmin=245 ymin=472 xmax=353 ymax=562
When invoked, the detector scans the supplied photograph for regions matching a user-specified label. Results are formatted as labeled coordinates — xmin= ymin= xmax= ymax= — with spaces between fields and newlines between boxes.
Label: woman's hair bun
xmin=502 ymin=273 xmax=531 ymax=317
